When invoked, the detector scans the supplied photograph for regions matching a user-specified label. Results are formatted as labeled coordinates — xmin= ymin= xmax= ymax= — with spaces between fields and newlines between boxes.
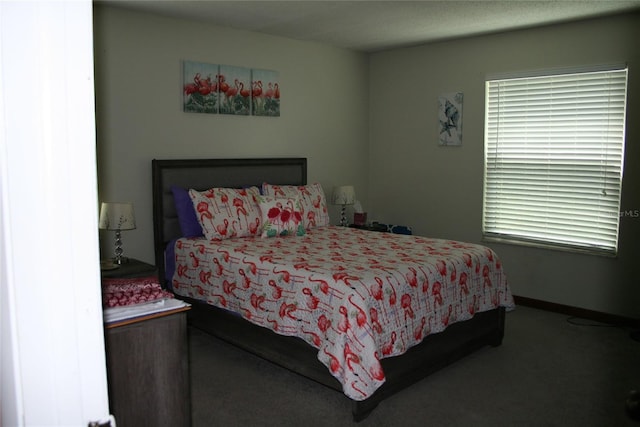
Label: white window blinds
xmin=483 ymin=67 xmax=627 ymax=255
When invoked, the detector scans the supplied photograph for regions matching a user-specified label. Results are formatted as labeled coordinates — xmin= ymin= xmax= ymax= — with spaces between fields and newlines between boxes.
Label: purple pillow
xmin=171 ymin=185 xmax=203 ymax=237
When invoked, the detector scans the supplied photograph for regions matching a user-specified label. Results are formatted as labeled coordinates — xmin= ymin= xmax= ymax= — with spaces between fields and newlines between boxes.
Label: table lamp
xmin=99 ymin=202 xmax=136 ymax=265
xmin=332 ymin=185 xmax=355 ymax=227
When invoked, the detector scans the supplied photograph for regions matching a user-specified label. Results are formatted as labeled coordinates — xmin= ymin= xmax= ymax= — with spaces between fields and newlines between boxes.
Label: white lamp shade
xmin=332 ymin=185 xmax=356 ymax=205
xmin=99 ymin=202 xmax=136 ymax=231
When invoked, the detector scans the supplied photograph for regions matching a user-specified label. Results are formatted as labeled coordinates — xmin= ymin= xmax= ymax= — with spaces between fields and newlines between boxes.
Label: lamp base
xmin=113 ymin=230 xmax=129 ymax=265
xmin=340 ymin=205 xmax=348 ymax=227
xmin=113 ymin=256 xmax=130 ymax=265
xmin=100 ymin=259 xmax=120 ymax=271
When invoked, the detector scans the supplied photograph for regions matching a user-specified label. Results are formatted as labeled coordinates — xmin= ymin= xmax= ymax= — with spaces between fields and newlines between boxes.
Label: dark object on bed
xmin=151 ymin=157 xmax=506 ymax=422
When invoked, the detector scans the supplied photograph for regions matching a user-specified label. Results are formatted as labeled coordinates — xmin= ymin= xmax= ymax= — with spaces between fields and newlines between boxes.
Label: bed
xmin=152 ymin=157 xmax=514 ymax=421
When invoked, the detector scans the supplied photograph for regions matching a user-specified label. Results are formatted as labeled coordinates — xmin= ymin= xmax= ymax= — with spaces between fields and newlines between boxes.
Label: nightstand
xmin=105 ymin=308 xmax=191 ymax=427
xmin=350 ymin=223 xmax=413 ymax=235
xmin=349 ymin=223 xmax=388 ymax=232
xmin=101 ymin=258 xmax=157 ymax=279
xmin=102 ymin=259 xmax=191 ymax=427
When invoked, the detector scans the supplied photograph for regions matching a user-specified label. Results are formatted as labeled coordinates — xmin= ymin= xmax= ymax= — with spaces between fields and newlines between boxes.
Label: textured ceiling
xmin=100 ymin=0 xmax=640 ymax=52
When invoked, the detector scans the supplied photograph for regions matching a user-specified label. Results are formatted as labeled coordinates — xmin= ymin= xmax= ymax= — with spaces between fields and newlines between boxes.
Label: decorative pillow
xmin=257 ymin=196 xmax=306 ymax=237
xmin=171 ymin=185 xmax=204 ymax=237
xmin=189 ymin=186 xmax=262 ymax=240
xmin=262 ymin=183 xmax=330 ymax=229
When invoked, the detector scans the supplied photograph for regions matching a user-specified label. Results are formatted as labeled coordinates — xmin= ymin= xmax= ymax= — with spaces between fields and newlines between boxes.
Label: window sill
xmin=482 ymin=234 xmax=618 ymax=258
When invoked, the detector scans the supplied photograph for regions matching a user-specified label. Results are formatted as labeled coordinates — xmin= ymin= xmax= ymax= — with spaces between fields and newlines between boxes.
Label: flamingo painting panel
xmin=252 ymin=69 xmax=280 ymax=117
xmin=219 ymin=65 xmax=251 ymax=116
xmin=438 ymin=92 xmax=463 ymax=146
xmin=183 ymin=61 xmax=219 ymax=114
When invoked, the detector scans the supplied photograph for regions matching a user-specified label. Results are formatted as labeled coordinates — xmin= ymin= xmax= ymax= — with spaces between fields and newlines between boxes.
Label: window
xmin=483 ymin=67 xmax=628 ymax=255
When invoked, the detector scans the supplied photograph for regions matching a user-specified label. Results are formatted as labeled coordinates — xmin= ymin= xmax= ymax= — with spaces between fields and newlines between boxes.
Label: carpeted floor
xmin=189 ymin=305 xmax=640 ymax=426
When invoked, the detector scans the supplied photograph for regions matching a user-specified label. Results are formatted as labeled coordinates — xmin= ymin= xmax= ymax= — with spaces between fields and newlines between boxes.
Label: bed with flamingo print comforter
xmin=171 ymin=225 xmax=515 ymax=401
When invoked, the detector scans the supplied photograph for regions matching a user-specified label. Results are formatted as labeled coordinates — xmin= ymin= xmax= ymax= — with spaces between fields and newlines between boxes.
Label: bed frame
xmin=151 ymin=157 xmax=505 ymax=422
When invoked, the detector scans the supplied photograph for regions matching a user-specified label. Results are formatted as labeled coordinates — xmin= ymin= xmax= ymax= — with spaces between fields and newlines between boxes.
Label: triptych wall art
xmin=182 ymin=60 xmax=280 ymax=117
xmin=438 ymin=92 xmax=463 ymax=146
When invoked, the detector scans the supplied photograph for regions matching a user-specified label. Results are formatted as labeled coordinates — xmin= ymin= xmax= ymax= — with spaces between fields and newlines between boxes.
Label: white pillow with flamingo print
xmin=257 ymin=196 xmax=306 ymax=238
xmin=262 ymin=182 xmax=330 ymax=229
xmin=189 ymin=186 xmax=262 ymax=240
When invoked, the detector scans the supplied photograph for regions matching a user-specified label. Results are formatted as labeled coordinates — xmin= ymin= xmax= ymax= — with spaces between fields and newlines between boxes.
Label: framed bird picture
xmin=251 ymin=68 xmax=280 ymax=117
xmin=438 ymin=92 xmax=463 ymax=146
xmin=219 ymin=65 xmax=251 ymax=116
xmin=183 ymin=61 xmax=219 ymax=114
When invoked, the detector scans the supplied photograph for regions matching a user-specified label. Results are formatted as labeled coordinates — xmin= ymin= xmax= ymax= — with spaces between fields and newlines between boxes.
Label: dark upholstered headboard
xmin=151 ymin=158 xmax=307 ymax=283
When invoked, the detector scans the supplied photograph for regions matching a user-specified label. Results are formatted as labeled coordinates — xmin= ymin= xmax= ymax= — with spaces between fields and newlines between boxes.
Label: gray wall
xmin=369 ymin=12 xmax=640 ymax=318
xmin=93 ymin=6 xmax=370 ymax=263
xmin=95 ymin=5 xmax=639 ymax=318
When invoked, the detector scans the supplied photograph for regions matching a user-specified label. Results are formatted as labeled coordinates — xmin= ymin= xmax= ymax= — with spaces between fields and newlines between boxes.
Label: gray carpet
xmin=189 ymin=306 xmax=640 ymax=426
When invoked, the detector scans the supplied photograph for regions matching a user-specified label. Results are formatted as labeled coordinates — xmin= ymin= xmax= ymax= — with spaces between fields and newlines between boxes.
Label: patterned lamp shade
xmin=332 ymin=185 xmax=356 ymax=206
xmin=99 ymin=202 xmax=136 ymax=231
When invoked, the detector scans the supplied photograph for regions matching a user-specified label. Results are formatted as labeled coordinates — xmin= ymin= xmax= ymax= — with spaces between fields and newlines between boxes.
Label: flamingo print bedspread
xmin=171 ymin=226 xmax=515 ymax=401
